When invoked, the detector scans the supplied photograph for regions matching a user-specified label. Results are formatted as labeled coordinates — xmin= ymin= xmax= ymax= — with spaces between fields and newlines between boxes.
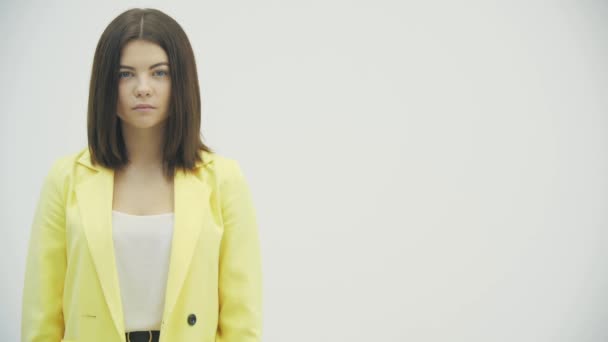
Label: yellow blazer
xmin=21 ymin=147 xmax=263 ymax=342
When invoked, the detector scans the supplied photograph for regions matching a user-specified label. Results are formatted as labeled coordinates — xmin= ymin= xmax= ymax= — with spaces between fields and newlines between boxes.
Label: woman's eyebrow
xmin=119 ymin=62 xmax=169 ymax=70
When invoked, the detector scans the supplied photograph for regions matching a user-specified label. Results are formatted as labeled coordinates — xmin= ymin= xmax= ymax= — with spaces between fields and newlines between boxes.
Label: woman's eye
xmin=154 ymin=70 xmax=169 ymax=77
xmin=118 ymin=70 xmax=168 ymax=79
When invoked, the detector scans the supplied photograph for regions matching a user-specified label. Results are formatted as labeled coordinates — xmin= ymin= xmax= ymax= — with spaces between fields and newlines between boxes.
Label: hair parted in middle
xmin=87 ymin=7 xmax=213 ymax=179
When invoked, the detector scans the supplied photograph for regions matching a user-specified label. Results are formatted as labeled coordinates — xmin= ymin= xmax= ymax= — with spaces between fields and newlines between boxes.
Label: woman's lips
xmin=133 ymin=105 xmax=156 ymax=111
xmin=134 ymin=107 xmax=155 ymax=112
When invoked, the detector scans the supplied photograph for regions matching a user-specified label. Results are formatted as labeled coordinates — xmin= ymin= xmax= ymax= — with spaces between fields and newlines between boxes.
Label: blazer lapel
xmin=75 ymin=149 xmax=214 ymax=336
xmin=162 ymin=168 xmax=211 ymax=323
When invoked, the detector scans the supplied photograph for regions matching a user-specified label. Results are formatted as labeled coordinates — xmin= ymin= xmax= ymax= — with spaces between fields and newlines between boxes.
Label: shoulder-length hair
xmin=87 ymin=7 xmax=213 ymax=179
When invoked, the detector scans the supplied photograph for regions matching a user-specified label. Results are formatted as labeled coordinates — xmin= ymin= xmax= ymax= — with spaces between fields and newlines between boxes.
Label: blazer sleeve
xmin=21 ymin=158 xmax=67 ymax=342
xmin=216 ymin=159 xmax=263 ymax=342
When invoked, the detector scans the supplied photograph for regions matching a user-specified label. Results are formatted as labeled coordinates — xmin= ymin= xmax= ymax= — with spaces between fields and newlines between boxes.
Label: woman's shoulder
xmin=199 ymin=149 xmax=245 ymax=179
xmin=49 ymin=146 xmax=239 ymax=171
xmin=42 ymin=147 xmax=93 ymax=179
xmin=47 ymin=147 xmax=86 ymax=175
xmin=200 ymin=149 xmax=235 ymax=167
xmin=47 ymin=147 xmax=244 ymax=180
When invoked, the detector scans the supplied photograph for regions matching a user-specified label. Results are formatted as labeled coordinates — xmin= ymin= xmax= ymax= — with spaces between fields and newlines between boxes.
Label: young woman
xmin=21 ymin=8 xmax=262 ymax=342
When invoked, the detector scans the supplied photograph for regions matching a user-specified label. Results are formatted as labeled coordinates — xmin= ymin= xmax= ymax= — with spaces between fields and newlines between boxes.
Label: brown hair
xmin=87 ymin=7 xmax=213 ymax=179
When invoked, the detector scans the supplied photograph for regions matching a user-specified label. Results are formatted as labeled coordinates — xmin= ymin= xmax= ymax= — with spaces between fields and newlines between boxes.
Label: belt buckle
xmin=126 ymin=331 xmax=152 ymax=342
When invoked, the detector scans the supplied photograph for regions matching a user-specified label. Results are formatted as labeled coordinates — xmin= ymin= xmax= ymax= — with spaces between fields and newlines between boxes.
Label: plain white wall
xmin=2 ymin=0 xmax=607 ymax=341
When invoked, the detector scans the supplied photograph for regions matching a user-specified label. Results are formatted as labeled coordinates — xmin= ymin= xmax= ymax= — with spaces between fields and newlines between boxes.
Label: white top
xmin=112 ymin=210 xmax=174 ymax=332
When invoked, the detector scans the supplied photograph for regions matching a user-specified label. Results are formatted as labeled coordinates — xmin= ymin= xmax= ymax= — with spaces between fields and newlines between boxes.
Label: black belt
xmin=125 ymin=330 xmax=160 ymax=342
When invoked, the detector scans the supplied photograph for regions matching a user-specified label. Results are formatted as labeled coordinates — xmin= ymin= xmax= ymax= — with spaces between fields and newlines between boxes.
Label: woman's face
xmin=116 ymin=40 xmax=171 ymax=130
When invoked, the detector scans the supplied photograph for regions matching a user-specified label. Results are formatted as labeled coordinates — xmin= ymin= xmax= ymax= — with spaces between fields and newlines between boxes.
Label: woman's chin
xmin=120 ymin=117 xmax=167 ymax=130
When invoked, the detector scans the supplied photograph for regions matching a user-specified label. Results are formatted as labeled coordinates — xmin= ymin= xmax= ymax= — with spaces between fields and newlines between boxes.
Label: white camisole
xmin=111 ymin=210 xmax=174 ymax=332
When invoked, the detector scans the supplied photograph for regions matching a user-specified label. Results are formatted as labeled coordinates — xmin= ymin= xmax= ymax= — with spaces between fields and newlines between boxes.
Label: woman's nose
xmin=135 ymin=87 xmax=151 ymax=97
xmin=134 ymin=78 xmax=152 ymax=97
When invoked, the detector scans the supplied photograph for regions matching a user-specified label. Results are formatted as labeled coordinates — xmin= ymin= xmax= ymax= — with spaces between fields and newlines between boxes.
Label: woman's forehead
xmin=120 ymin=40 xmax=168 ymax=66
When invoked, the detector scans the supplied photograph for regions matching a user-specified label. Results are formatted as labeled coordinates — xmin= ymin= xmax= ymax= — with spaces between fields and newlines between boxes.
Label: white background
xmin=2 ymin=0 xmax=607 ymax=341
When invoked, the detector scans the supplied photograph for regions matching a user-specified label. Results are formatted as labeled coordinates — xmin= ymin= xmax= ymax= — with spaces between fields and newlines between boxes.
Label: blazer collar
xmin=76 ymin=148 xmax=215 ymax=171
xmin=74 ymin=148 xmax=216 ymax=337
